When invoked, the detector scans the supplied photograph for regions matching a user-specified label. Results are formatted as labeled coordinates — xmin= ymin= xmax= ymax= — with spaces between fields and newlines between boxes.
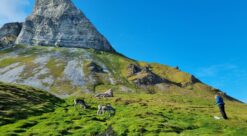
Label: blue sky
xmin=0 ymin=0 xmax=246 ymax=103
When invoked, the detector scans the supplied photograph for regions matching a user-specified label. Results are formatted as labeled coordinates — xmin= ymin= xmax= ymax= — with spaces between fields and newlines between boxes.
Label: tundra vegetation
xmin=0 ymin=81 xmax=246 ymax=135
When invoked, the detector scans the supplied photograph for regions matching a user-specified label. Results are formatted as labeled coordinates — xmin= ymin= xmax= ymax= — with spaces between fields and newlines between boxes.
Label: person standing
xmin=215 ymin=93 xmax=228 ymax=120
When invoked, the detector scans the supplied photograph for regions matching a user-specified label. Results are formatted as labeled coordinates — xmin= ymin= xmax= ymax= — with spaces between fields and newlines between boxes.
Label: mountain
xmin=1 ymin=44 xmax=238 ymax=101
xmin=15 ymin=0 xmax=115 ymax=52
xmin=0 ymin=0 xmax=246 ymax=135
xmin=0 ymin=45 xmax=201 ymax=98
xmin=0 ymin=0 xmax=241 ymax=101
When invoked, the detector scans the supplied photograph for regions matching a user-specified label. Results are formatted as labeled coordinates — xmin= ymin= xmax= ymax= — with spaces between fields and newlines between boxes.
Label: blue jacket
xmin=216 ymin=96 xmax=225 ymax=105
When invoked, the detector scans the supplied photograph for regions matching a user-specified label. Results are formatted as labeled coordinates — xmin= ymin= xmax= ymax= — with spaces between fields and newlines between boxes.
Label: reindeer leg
xmin=83 ymin=104 xmax=87 ymax=109
xmin=99 ymin=110 xmax=103 ymax=115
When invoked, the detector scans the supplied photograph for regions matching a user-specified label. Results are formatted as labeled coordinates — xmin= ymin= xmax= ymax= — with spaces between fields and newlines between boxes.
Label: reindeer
xmin=74 ymin=98 xmax=89 ymax=109
xmin=97 ymin=104 xmax=115 ymax=116
xmin=95 ymin=89 xmax=113 ymax=98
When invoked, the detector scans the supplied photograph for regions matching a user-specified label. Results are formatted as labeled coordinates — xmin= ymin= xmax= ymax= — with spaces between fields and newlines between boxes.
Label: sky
xmin=0 ymin=0 xmax=246 ymax=103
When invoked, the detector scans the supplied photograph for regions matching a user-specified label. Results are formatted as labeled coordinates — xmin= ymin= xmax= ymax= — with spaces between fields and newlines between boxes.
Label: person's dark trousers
xmin=218 ymin=104 xmax=228 ymax=119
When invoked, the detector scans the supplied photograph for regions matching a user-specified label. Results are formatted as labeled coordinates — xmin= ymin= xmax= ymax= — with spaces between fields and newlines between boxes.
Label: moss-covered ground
xmin=0 ymin=82 xmax=246 ymax=136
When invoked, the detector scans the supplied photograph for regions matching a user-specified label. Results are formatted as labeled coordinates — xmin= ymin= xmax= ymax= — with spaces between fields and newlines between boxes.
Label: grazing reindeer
xmin=74 ymin=98 xmax=89 ymax=109
xmin=95 ymin=89 xmax=113 ymax=98
xmin=97 ymin=104 xmax=115 ymax=116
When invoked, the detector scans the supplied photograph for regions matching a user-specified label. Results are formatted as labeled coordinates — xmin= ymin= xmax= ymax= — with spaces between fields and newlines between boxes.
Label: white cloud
xmin=0 ymin=0 xmax=30 ymax=26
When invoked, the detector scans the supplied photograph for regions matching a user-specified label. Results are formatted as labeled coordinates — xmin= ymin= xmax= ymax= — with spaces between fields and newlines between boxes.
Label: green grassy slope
xmin=0 ymin=89 xmax=246 ymax=136
xmin=0 ymin=82 xmax=63 ymax=126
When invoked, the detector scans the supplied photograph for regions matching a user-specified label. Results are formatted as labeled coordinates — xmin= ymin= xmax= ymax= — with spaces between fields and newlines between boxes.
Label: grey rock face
xmin=0 ymin=22 xmax=22 ymax=38
xmin=87 ymin=62 xmax=104 ymax=73
xmin=16 ymin=0 xmax=115 ymax=52
xmin=127 ymin=64 xmax=142 ymax=77
xmin=132 ymin=72 xmax=165 ymax=86
xmin=0 ymin=22 xmax=22 ymax=49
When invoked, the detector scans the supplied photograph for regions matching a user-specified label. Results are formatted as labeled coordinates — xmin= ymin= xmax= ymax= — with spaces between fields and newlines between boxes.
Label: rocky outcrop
xmin=126 ymin=64 xmax=142 ymax=77
xmin=127 ymin=64 xmax=167 ymax=85
xmin=15 ymin=0 xmax=115 ymax=52
xmin=0 ymin=22 xmax=22 ymax=38
xmin=87 ymin=62 xmax=104 ymax=73
xmin=0 ymin=22 xmax=22 ymax=49
xmin=131 ymin=71 xmax=165 ymax=86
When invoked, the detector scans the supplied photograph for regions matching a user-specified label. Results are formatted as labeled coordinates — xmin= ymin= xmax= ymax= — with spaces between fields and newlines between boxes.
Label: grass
xmin=0 ymin=82 xmax=63 ymax=126
xmin=0 ymin=83 xmax=246 ymax=135
xmin=150 ymin=63 xmax=196 ymax=86
xmin=46 ymin=58 xmax=66 ymax=78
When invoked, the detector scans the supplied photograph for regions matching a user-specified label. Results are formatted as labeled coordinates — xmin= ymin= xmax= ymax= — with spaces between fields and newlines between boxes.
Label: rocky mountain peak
xmin=15 ymin=0 xmax=115 ymax=52
xmin=33 ymin=0 xmax=78 ymax=17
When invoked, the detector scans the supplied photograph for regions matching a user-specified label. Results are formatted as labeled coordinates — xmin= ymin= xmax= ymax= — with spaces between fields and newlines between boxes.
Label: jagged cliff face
xmin=15 ymin=0 xmax=115 ymax=52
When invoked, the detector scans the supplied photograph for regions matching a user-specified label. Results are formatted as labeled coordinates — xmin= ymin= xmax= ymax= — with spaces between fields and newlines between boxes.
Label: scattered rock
xmin=95 ymin=89 xmax=114 ymax=98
